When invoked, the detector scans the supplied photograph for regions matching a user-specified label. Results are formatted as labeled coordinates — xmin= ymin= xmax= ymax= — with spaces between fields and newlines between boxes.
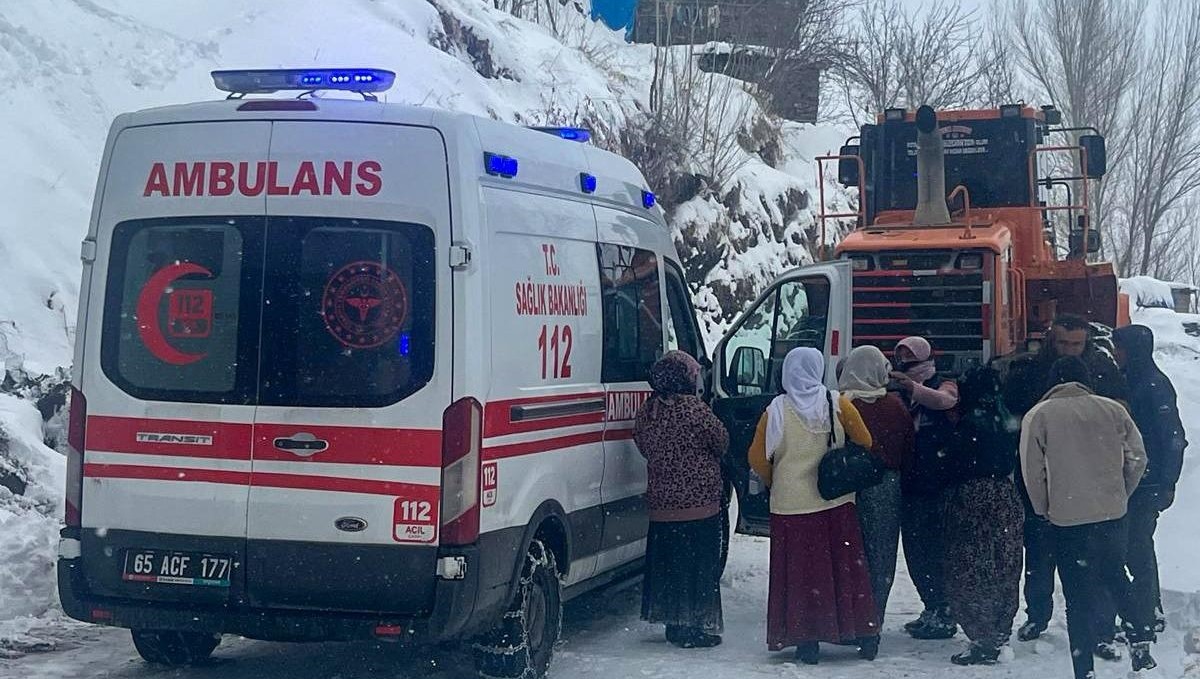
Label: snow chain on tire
xmin=473 ymin=538 xmax=563 ymax=679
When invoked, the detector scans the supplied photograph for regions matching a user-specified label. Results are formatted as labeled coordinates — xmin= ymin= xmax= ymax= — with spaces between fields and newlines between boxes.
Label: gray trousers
xmin=857 ymin=470 xmax=902 ymax=625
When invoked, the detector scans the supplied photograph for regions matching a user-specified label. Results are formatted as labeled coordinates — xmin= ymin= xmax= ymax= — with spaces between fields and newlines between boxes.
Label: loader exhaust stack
xmin=912 ymin=105 xmax=952 ymax=226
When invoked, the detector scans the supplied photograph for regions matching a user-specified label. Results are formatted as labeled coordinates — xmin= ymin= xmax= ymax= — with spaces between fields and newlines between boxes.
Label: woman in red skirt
xmin=748 ymin=347 xmax=880 ymax=664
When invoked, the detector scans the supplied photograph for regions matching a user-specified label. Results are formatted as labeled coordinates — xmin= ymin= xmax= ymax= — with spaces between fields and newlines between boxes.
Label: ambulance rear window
xmin=100 ymin=216 xmax=435 ymax=407
xmin=258 ymin=218 xmax=435 ymax=408
xmin=101 ymin=219 xmax=262 ymax=403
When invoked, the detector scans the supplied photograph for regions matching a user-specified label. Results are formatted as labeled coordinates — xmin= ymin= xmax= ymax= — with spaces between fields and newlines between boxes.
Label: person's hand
xmin=890 ymin=370 xmax=915 ymax=392
xmin=1158 ymin=488 xmax=1176 ymax=511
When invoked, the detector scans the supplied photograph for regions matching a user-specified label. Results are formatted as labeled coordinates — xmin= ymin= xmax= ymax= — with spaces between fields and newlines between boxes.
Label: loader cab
xmin=851 ymin=108 xmax=1042 ymax=224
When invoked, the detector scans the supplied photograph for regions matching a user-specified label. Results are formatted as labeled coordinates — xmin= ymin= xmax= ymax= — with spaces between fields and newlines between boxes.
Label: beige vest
xmin=769 ymin=407 xmax=855 ymax=515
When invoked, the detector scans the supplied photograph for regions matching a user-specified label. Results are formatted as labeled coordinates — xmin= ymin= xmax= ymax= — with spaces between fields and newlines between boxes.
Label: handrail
xmin=947 ymin=185 xmax=974 ymax=239
xmin=1028 ymin=144 xmax=1091 ymax=260
xmin=815 ymin=154 xmax=866 ymax=261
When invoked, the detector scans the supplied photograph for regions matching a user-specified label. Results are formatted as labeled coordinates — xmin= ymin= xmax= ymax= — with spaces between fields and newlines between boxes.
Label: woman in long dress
xmin=748 ymin=347 xmax=880 ymax=664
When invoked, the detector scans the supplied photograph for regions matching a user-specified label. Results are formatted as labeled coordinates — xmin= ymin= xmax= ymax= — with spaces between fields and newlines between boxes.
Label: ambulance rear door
xmin=245 ymin=121 xmax=453 ymax=613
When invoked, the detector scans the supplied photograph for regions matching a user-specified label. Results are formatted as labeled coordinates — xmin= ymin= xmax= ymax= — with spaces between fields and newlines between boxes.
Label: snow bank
xmin=1121 ymin=276 xmax=1177 ymax=310
xmin=0 ymin=395 xmax=65 ymax=633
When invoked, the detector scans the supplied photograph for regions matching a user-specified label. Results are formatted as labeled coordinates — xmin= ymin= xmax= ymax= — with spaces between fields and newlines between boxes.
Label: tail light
xmin=65 ymin=387 xmax=87 ymax=528
xmin=440 ymin=397 xmax=482 ymax=546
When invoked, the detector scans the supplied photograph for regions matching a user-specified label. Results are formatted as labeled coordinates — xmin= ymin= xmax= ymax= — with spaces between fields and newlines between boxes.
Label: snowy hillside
xmin=0 ymin=0 xmax=850 ymax=639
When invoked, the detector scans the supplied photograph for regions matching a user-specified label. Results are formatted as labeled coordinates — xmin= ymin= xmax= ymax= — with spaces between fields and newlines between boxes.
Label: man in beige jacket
xmin=1019 ymin=356 xmax=1155 ymax=679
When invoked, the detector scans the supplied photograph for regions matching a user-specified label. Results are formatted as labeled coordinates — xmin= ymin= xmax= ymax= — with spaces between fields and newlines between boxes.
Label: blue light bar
xmin=580 ymin=173 xmax=597 ymax=194
xmin=642 ymin=190 xmax=657 ymax=209
xmin=211 ymin=68 xmax=396 ymax=94
xmin=531 ymin=127 xmax=592 ymax=143
xmin=484 ymin=152 xmax=519 ymax=178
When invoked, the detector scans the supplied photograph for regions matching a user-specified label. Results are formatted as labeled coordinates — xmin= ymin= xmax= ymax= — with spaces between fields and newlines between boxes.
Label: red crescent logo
xmin=136 ymin=262 xmax=213 ymax=366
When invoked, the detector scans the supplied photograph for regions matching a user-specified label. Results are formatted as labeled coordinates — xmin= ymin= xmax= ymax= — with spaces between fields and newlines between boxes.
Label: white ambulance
xmin=58 ymin=68 xmax=853 ymax=677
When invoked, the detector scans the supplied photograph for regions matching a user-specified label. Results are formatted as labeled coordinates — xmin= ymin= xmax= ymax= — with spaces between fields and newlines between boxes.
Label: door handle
xmin=272 ymin=433 xmax=329 ymax=457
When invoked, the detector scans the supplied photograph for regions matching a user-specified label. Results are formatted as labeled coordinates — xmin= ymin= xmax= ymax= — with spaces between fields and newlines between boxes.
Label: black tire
xmin=474 ymin=539 xmax=562 ymax=679
xmin=131 ymin=629 xmax=220 ymax=666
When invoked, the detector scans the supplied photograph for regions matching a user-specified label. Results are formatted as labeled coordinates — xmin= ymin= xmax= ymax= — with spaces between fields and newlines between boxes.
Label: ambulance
xmin=57 ymin=68 xmax=852 ymax=677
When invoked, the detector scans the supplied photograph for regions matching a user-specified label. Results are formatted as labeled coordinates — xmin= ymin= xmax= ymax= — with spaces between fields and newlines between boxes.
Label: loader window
xmin=875 ymin=118 xmax=1034 ymax=211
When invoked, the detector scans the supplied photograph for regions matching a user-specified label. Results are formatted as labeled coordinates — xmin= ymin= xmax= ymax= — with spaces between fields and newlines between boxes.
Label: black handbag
xmin=817 ymin=392 xmax=884 ymax=500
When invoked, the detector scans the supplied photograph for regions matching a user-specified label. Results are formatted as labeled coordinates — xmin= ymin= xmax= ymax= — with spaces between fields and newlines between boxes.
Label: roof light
xmin=484 ymin=152 xmax=519 ymax=178
xmin=1000 ymin=104 xmax=1022 ymax=118
xmin=884 ymin=107 xmax=907 ymax=122
xmin=580 ymin=173 xmax=597 ymax=194
xmin=531 ymin=127 xmax=592 ymax=143
xmin=211 ymin=68 xmax=395 ymax=95
xmin=642 ymin=190 xmax=656 ymax=209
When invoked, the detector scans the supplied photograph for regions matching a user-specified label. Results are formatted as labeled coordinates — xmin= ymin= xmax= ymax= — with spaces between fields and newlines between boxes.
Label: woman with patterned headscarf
xmin=747 ymin=347 xmax=880 ymax=665
xmin=634 ymin=351 xmax=730 ymax=648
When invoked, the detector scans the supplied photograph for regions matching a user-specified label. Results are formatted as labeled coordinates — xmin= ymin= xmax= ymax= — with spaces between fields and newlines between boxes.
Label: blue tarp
xmin=590 ymin=0 xmax=637 ymax=33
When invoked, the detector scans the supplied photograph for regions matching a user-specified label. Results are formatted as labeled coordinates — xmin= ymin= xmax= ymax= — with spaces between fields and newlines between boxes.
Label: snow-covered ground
xmin=3 ymin=535 xmax=1198 ymax=678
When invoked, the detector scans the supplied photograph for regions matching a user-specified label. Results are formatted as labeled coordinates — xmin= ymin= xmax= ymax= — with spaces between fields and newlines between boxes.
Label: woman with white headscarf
xmin=839 ymin=345 xmax=915 ymax=629
xmin=747 ymin=347 xmax=879 ymax=665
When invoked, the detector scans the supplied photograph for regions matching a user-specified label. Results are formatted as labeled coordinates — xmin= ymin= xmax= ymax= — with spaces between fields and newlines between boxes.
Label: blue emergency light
xmin=484 ymin=152 xmax=519 ymax=178
xmin=211 ymin=68 xmax=396 ymax=95
xmin=532 ymin=127 xmax=592 ymax=143
xmin=580 ymin=173 xmax=598 ymax=194
xmin=642 ymin=190 xmax=657 ymax=209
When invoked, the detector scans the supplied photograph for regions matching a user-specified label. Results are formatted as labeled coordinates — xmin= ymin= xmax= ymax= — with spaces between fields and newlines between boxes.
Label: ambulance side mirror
xmin=730 ymin=346 xmax=767 ymax=392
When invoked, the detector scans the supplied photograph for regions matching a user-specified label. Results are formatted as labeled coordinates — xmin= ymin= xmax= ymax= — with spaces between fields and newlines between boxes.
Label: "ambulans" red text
xmin=143 ymin=161 xmax=383 ymax=198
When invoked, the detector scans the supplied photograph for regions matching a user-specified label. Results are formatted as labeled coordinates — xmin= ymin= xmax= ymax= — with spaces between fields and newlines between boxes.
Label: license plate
xmin=122 ymin=550 xmax=232 ymax=587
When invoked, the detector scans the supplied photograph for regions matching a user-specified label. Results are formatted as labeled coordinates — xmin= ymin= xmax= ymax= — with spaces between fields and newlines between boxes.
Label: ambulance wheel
xmin=131 ymin=629 xmax=220 ymax=666
xmin=474 ymin=539 xmax=562 ymax=679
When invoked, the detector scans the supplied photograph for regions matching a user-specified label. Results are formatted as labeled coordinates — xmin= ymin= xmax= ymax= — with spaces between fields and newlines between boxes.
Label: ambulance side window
xmin=101 ymin=219 xmax=262 ymax=404
xmin=597 ymin=244 xmax=663 ymax=383
xmin=664 ymin=262 xmax=702 ymax=360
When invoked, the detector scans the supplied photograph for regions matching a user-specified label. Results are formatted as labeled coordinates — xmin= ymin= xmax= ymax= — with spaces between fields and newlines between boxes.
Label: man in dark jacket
xmin=1112 ymin=325 xmax=1188 ymax=633
xmin=999 ymin=314 xmax=1129 ymax=651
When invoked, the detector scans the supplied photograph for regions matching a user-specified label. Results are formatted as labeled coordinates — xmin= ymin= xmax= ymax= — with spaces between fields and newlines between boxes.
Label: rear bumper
xmin=57 ymin=532 xmax=487 ymax=643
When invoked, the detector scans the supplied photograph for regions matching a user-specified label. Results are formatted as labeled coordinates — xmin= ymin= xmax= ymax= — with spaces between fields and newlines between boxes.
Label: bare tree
xmin=1117 ymin=0 xmax=1200 ymax=276
xmin=831 ymin=0 xmax=984 ymax=126
xmin=1006 ymin=0 xmax=1144 ymax=242
xmin=976 ymin=6 xmax=1022 ymax=108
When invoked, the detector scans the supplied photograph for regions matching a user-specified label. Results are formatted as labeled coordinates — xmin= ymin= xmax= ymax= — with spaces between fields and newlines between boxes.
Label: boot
xmin=1153 ymin=608 xmax=1167 ymax=634
xmin=857 ymin=636 xmax=880 ymax=661
xmin=665 ymin=625 xmax=686 ymax=646
xmin=951 ymin=641 xmax=1001 ymax=666
xmin=1017 ymin=620 xmax=1047 ymax=642
xmin=911 ymin=609 xmax=957 ymax=640
xmin=794 ymin=642 xmax=819 ymax=665
xmin=905 ymin=609 xmax=936 ymax=633
xmin=1130 ymin=642 xmax=1157 ymax=672
xmin=679 ymin=629 xmax=722 ymax=649
xmin=1094 ymin=640 xmax=1122 ymax=661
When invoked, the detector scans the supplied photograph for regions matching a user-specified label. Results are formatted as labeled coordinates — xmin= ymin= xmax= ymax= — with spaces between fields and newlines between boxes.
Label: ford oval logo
xmin=335 ymin=517 xmax=368 ymax=532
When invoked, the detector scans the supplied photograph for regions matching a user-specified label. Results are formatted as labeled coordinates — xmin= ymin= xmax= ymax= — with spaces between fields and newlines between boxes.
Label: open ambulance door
xmin=711 ymin=260 xmax=853 ymax=536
